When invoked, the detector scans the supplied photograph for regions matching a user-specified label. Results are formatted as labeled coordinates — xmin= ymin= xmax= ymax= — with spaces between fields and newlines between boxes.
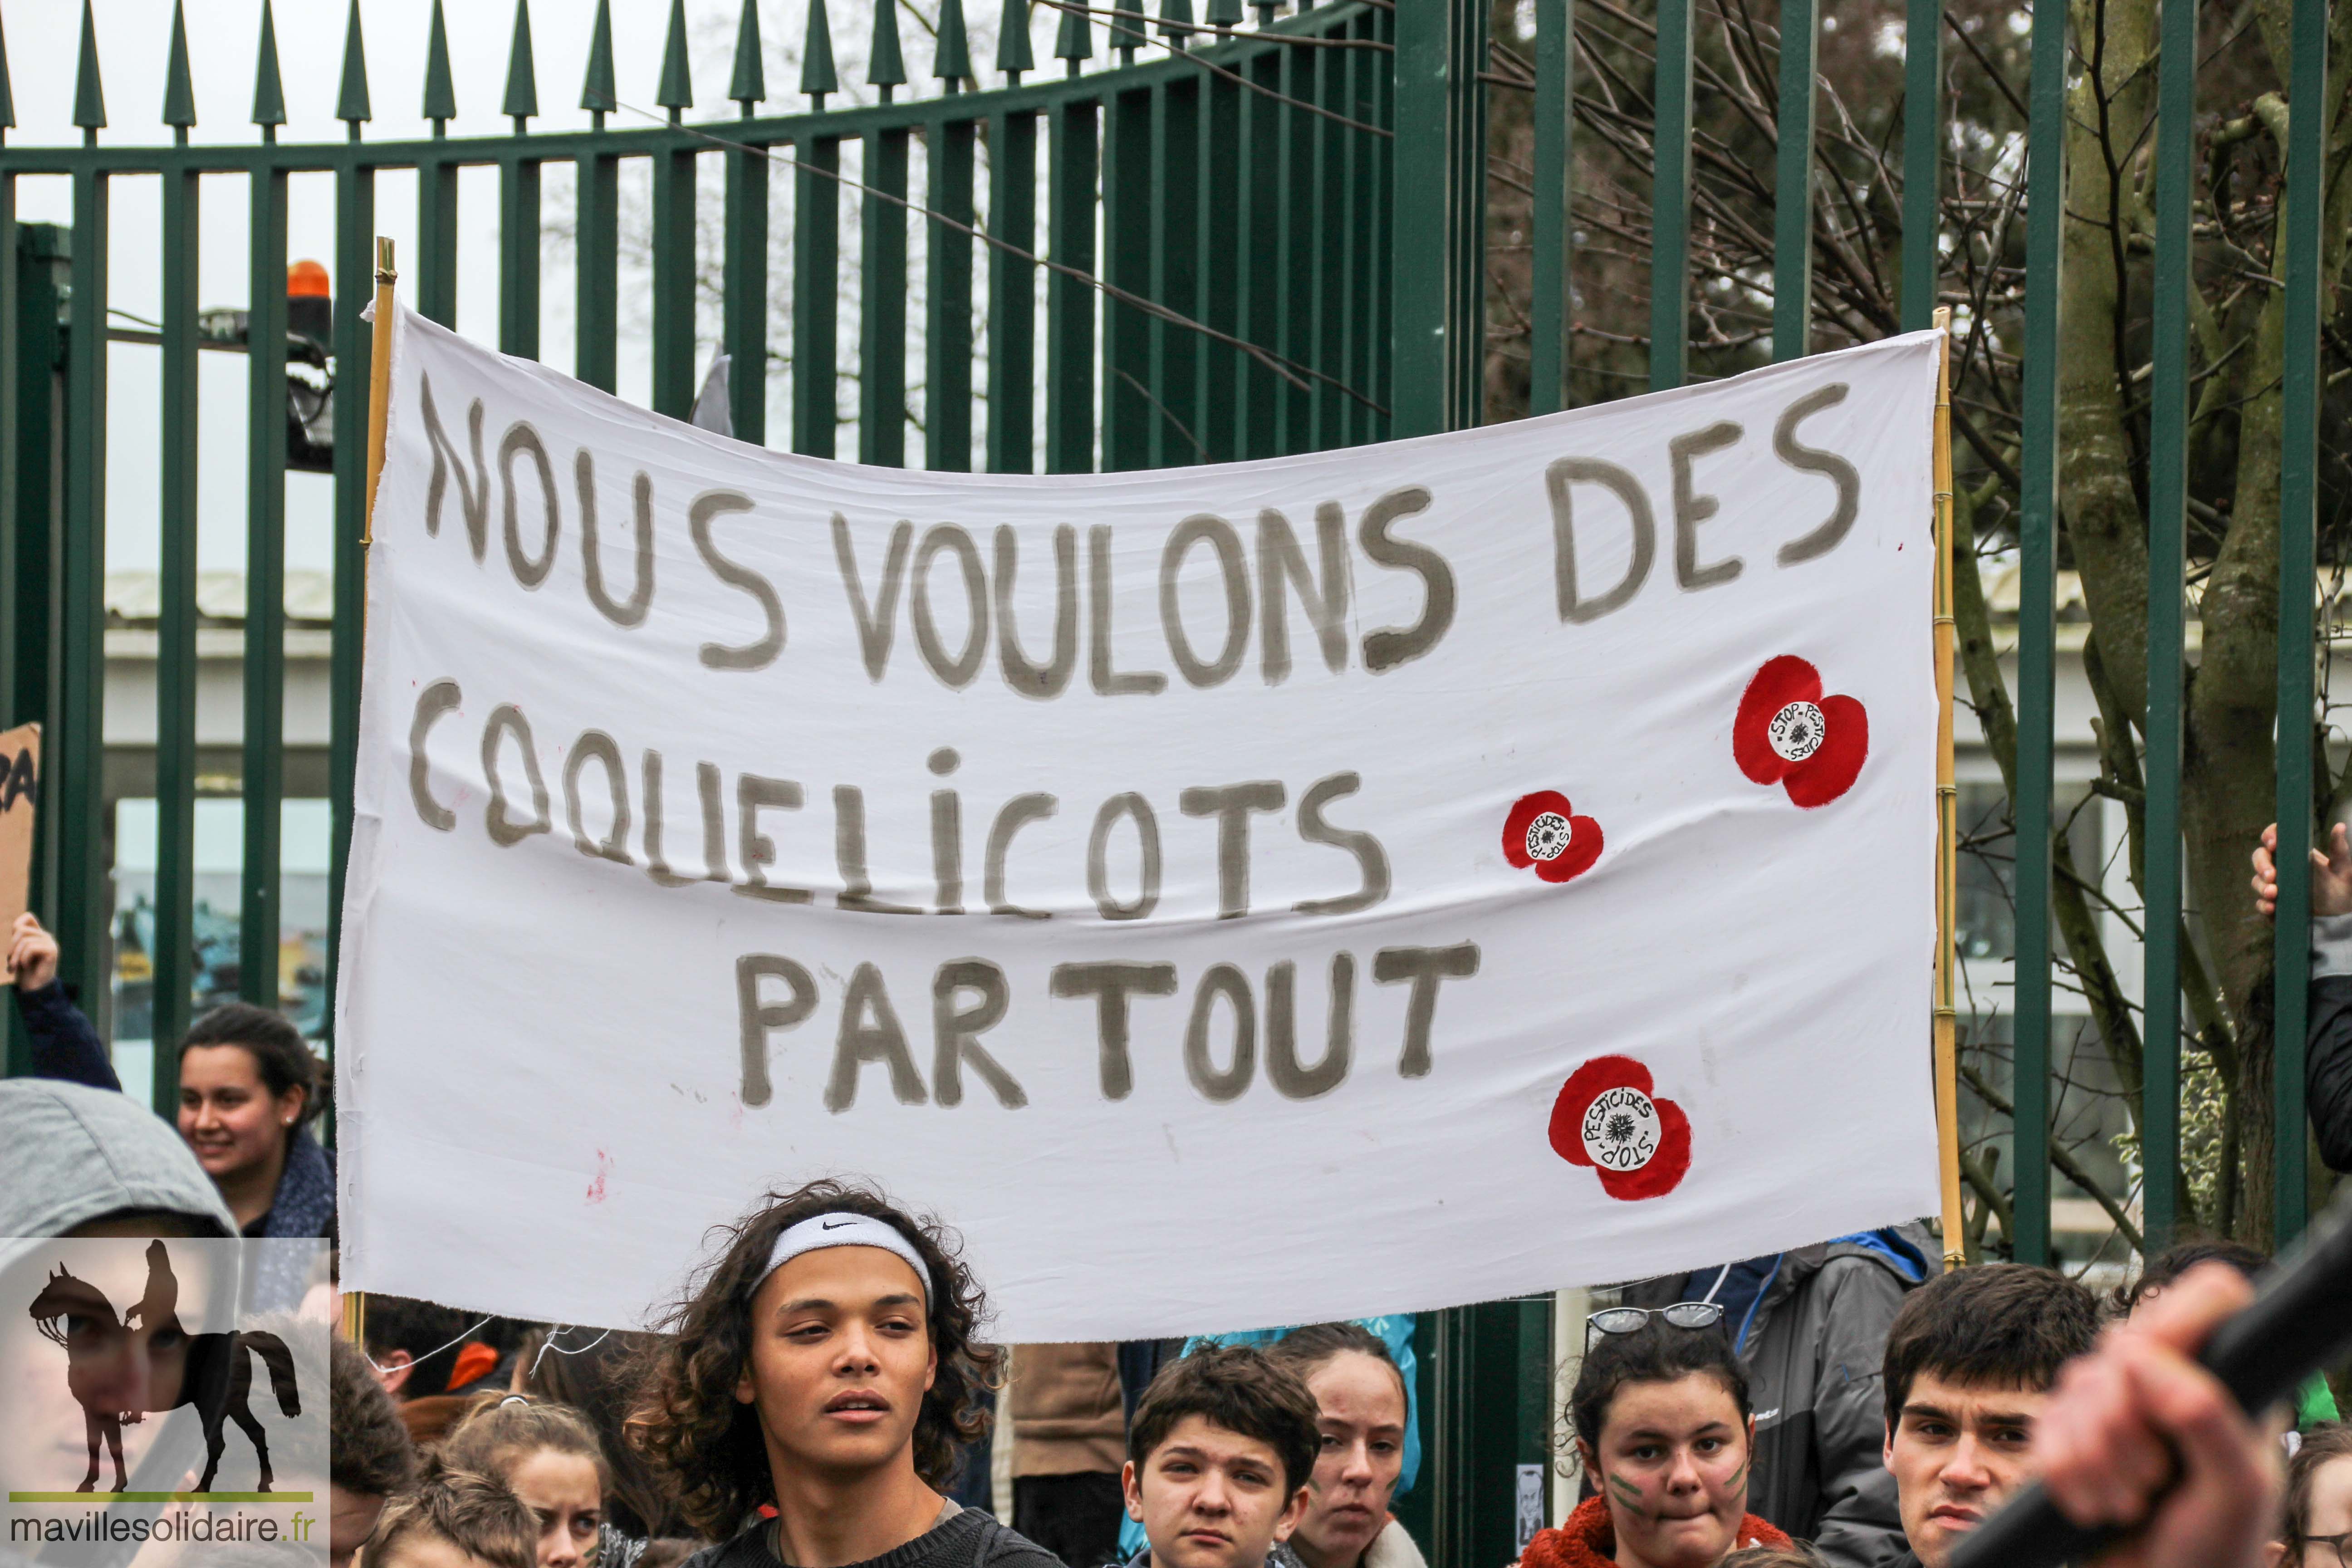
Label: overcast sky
xmin=5 ymin=0 xmax=1008 ymax=578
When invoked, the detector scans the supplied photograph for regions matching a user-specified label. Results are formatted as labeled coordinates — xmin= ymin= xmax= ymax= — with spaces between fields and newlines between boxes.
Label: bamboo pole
xmin=341 ymin=238 xmax=397 ymax=1348
xmin=364 ymin=237 xmax=397 ymax=546
xmin=1931 ymin=305 xmax=1966 ymax=1269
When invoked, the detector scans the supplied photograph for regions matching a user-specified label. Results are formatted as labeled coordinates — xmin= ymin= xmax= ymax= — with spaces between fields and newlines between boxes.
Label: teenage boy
xmin=1878 ymin=1263 xmax=2102 ymax=1568
xmin=1120 ymin=1345 xmax=1320 ymax=1568
xmin=369 ymin=1465 xmax=539 ymax=1568
xmin=640 ymin=1181 xmax=1063 ymax=1568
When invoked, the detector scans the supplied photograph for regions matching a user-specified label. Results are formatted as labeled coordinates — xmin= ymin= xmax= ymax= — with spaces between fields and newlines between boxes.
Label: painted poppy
xmin=1503 ymin=790 xmax=1604 ymax=884
xmin=1734 ymin=655 xmax=1868 ymax=807
xmin=1548 ymin=1054 xmax=1692 ymax=1201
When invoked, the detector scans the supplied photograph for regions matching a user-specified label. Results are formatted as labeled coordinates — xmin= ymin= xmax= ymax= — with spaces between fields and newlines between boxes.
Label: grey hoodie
xmin=0 ymin=1078 xmax=235 ymax=1237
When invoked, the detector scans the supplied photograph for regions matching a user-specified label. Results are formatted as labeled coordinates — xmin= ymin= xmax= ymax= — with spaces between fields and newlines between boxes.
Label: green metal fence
xmin=0 ymin=0 xmax=2341 ymax=1554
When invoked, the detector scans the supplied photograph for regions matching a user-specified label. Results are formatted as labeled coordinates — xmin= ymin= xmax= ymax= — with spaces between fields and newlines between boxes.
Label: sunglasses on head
xmin=1583 ymin=1301 xmax=1727 ymax=1349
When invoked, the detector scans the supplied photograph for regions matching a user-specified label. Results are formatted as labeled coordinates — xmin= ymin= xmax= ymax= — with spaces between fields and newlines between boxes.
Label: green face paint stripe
xmin=1605 ymin=1474 xmax=1645 ymax=1509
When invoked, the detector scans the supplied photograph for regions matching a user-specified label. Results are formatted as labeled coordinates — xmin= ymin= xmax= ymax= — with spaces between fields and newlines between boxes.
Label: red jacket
xmin=1520 ymin=1496 xmax=1792 ymax=1568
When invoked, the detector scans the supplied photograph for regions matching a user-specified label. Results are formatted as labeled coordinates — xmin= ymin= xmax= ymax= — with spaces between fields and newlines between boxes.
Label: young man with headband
xmin=641 ymin=1181 xmax=1061 ymax=1568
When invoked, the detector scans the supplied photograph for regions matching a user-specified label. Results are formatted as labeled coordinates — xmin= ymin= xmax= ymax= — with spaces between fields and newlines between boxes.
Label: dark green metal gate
xmin=0 ymin=0 xmax=2341 ymax=1557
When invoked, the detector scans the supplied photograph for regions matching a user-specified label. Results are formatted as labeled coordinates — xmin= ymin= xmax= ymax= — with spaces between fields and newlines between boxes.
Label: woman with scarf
xmin=1520 ymin=1308 xmax=1791 ymax=1568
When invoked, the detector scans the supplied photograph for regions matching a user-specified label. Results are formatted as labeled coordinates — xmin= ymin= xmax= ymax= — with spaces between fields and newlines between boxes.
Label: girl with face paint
xmin=1519 ymin=1316 xmax=1791 ymax=1568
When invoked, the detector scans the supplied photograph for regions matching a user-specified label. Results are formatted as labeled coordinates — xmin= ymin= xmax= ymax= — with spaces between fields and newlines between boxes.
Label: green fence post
xmin=1897 ymin=0 xmax=1939 ymax=333
xmin=156 ymin=139 xmax=200 ymax=1100
xmin=2141 ymin=0 xmax=2195 ymax=1250
xmin=1101 ymin=85 xmax=1152 ymax=470
xmin=1772 ymin=0 xmax=1817 ymax=360
xmin=499 ymin=4 xmax=541 ymax=360
xmin=1648 ymin=0 xmax=1691 ymax=392
xmin=2272 ymin=0 xmax=2328 ymax=1245
xmin=1389 ymin=0 xmax=1469 ymax=438
xmin=242 ymin=155 xmax=289 ymax=1012
xmin=860 ymin=125 xmax=911 ymax=465
xmin=1 ymin=223 xmax=65 ymax=1080
xmin=985 ymin=110 xmax=1037 ymax=473
xmin=924 ymin=113 xmax=976 ymax=471
xmin=1045 ymin=98 xmax=1098 ymax=474
xmin=790 ymin=133 xmax=841 ymax=453
xmin=1528 ymin=0 xmax=1573 ymax=410
xmin=577 ymin=1 xmax=620 ymax=393
xmin=2010 ymin=0 xmax=2068 ymax=1266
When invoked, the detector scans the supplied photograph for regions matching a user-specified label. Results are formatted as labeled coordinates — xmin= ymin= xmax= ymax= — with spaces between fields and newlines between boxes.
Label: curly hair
xmin=629 ymin=1179 xmax=1001 ymax=1541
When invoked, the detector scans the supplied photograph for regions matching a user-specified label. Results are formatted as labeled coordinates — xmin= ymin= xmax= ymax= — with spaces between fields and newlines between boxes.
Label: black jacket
xmin=1624 ymin=1226 xmax=1931 ymax=1568
xmin=2308 ymin=967 xmax=2352 ymax=1172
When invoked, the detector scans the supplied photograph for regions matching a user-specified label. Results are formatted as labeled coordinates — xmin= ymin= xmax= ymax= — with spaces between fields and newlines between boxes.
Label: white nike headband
xmin=756 ymin=1212 xmax=933 ymax=1308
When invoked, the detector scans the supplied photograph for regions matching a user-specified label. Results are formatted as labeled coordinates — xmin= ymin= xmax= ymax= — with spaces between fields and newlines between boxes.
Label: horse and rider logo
xmin=24 ymin=1240 xmax=301 ymax=1494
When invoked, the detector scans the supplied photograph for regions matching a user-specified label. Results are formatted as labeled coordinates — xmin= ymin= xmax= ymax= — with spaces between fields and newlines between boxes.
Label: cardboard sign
xmin=338 ymin=307 xmax=1944 ymax=1338
xmin=0 ymin=721 xmax=40 ymax=980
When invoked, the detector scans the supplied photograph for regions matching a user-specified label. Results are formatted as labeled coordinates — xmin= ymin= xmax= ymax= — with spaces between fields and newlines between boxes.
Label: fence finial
xmin=1206 ymin=0 xmax=1243 ymax=30
xmin=996 ymin=0 xmax=1034 ymax=77
xmin=1112 ymin=1 xmax=1144 ymax=61
xmin=338 ymin=0 xmax=372 ymax=126
xmin=0 ymin=5 xmax=15 ymax=134
xmin=581 ymin=0 xmax=617 ymax=113
xmin=423 ymin=0 xmax=458 ymax=122
xmin=163 ymin=0 xmax=197 ymax=128
xmin=502 ymin=0 xmax=538 ymax=122
xmin=656 ymin=0 xmax=693 ymax=114
xmin=1054 ymin=0 xmax=1091 ymax=69
xmin=73 ymin=0 xmax=105 ymax=133
xmin=800 ymin=0 xmax=839 ymax=101
xmin=252 ymin=0 xmax=286 ymax=129
xmin=934 ymin=0 xmax=973 ymax=85
xmin=728 ymin=0 xmax=764 ymax=108
xmin=868 ymin=0 xmax=906 ymax=94
xmin=1158 ymin=0 xmax=1194 ymax=49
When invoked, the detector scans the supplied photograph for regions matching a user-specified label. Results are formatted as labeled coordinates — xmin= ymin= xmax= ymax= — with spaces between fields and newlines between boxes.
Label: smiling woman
xmin=636 ymin=1181 xmax=1059 ymax=1568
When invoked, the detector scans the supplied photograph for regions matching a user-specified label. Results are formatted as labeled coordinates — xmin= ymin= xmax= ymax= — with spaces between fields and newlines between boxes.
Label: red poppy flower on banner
xmin=1734 ymin=656 xmax=1869 ymax=807
xmin=1503 ymin=790 xmax=1604 ymax=884
xmin=1548 ymin=1055 xmax=1692 ymax=1200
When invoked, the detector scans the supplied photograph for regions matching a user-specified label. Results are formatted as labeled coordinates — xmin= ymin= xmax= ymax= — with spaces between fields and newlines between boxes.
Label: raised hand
xmin=2252 ymin=821 xmax=2352 ymax=919
xmin=7 ymin=910 xmax=57 ymax=990
xmin=2037 ymin=1263 xmax=2277 ymax=1568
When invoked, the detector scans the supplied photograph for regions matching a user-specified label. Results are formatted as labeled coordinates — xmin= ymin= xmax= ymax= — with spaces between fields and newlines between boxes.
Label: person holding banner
xmin=638 ymin=1180 xmax=1058 ymax=1568
xmin=1521 ymin=1311 xmax=1791 ymax=1568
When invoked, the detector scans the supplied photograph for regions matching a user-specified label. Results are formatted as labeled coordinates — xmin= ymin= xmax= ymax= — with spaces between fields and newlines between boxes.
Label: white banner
xmin=338 ymin=308 xmax=1945 ymax=1340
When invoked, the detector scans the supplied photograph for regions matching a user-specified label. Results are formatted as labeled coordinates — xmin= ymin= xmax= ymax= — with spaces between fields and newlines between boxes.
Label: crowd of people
xmin=2 ymin=842 xmax=2351 ymax=1568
